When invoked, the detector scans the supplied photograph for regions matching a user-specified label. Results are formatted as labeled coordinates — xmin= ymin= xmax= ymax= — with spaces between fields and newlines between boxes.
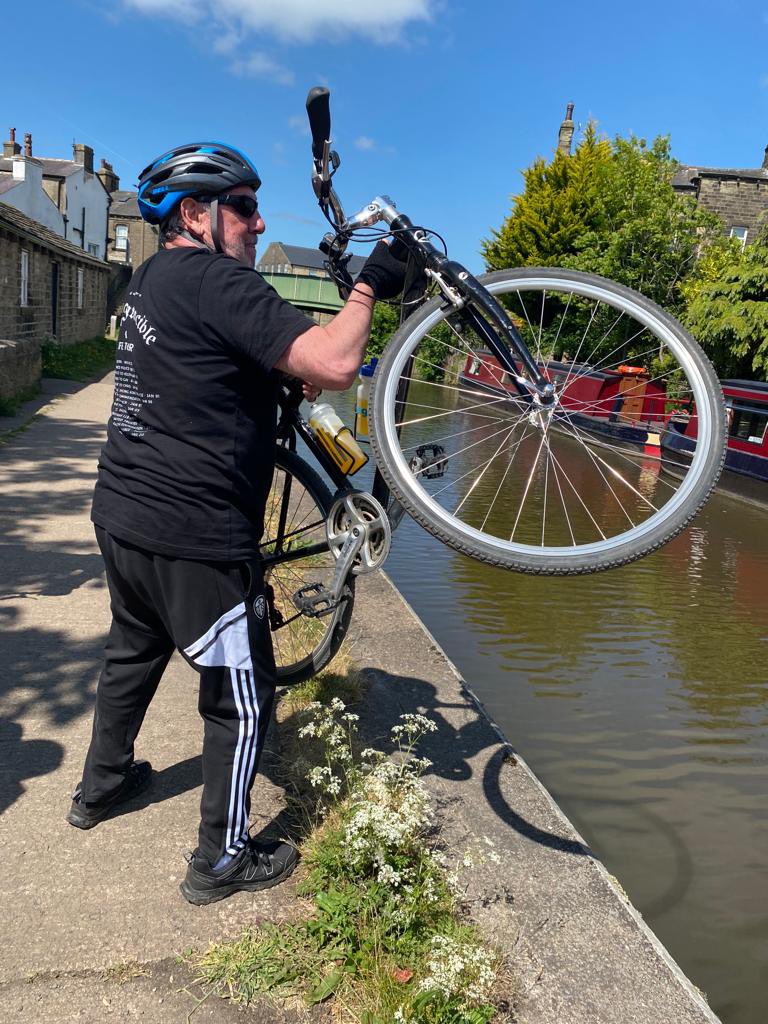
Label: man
xmin=66 ymin=141 xmax=408 ymax=905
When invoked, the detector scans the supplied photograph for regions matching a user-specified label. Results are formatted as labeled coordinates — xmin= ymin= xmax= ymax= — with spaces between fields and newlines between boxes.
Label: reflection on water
xmin=395 ymin=375 xmax=691 ymax=550
xmin=331 ymin=388 xmax=768 ymax=1024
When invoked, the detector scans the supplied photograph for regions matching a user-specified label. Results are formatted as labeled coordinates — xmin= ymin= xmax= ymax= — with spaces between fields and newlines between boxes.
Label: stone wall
xmin=696 ymin=176 xmax=768 ymax=237
xmin=0 ymin=338 xmax=41 ymax=400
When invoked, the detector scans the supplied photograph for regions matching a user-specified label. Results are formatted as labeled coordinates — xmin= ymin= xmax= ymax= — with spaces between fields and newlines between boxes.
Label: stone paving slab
xmin=0 ymin=372 xmax=721 ymax=1023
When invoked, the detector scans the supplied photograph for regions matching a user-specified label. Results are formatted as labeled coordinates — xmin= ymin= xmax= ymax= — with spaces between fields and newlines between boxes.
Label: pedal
xmin=409 ymin=443 xmax=447 ymax=480
xmin=292 ymin=582 xmax=343 ymax=618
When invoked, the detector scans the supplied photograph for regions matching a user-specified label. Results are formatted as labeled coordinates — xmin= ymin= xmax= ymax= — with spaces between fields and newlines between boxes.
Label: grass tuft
xmin=42 ymin=336 xmax=116 ymax=381
xmin=0 ymin=384 xmax=41 ymax=418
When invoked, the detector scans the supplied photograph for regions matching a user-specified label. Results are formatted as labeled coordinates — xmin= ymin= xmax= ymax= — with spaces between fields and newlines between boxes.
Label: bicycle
xmin=263 ymin=87 xmax=727 ymax=686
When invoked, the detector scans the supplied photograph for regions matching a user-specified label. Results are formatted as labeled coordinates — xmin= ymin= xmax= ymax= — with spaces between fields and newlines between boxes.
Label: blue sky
xmin=5 ymin=0 xmax=768 ymax=271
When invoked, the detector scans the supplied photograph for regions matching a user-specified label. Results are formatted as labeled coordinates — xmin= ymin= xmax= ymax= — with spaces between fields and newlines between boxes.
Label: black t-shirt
xmin=91 ymin=247 xmax=314 ymax=560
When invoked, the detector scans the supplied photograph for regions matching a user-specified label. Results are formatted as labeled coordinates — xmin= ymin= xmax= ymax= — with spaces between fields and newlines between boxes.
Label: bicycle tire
xmin=262 ymin=446 xmax=354 ymax=685
xmin=369 ymin=267 xmax=726 ymax=575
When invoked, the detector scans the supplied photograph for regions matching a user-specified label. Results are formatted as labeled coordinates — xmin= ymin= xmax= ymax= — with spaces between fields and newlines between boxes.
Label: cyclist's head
xmin=137 ymin=142 xmax=263 ymax=261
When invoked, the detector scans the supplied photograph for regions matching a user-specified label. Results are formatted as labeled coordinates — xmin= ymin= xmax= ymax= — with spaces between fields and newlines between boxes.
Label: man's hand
xmin=302 ymin=382 xmax=322 ymax=402
xmin=356 ymin=240 xmax=410 ymax=301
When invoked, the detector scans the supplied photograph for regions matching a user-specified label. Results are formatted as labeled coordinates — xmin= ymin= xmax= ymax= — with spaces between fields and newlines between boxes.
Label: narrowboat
xmin=661 ymin=380 xmax=768 ymax=507
xmin=459 ymin=352 xmax=668 ymax=447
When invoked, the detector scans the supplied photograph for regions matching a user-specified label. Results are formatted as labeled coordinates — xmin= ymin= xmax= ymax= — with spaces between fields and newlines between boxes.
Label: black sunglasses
xmin=197 ymin=194 xmax=259 ymax=219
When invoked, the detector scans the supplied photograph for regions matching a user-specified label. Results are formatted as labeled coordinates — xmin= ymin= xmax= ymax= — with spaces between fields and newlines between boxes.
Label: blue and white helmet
xmin=136 ymin=142 xmax=261 ymax=225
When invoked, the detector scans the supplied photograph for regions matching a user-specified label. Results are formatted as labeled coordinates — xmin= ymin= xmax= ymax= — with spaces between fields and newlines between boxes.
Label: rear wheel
xmin=261 ymin=447 xmax=353 ymax=685
xmin=370 ymin=267 xmax=727 ymax=574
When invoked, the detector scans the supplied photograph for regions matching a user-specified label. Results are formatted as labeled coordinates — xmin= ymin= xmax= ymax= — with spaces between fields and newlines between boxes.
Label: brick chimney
xmin=24 ymin=132 xmax=32 ymax=157
xmin=557 ymin=103 xmax=575 ymax=157
xmin=3 ymin=128 xmax=21 ymax=158
xmin=97 ymin=157 xmax=120 ymax=193
xmin=73 ymin=142 xmax=94 ymax=174
xmin=763 ymin=143 xmax=768 ymax=171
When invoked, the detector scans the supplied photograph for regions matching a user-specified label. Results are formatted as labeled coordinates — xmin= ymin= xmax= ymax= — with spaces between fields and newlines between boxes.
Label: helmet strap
xmin=209 ymin=198 xmax=222 ymax=253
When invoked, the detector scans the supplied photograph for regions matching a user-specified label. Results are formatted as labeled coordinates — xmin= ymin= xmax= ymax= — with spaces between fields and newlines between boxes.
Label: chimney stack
xmin=557 ymin=103 xmax=575 ymax=157
xmin=73 ymin=142 xmax=94 ymax=174
xmin=24 ymin=132 xmax=32 ymax=157
xmin=763 ymin=143 xmax=768 ymax=171
xmin=97 ymin=157 xmax=120 ymax=193
xmin=3 ymin=128 xmax=21 ymax=159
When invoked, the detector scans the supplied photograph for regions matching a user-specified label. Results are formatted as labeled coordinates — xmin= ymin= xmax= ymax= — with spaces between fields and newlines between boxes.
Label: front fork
xmin=389 ymin=213 xmax=556 ymax=407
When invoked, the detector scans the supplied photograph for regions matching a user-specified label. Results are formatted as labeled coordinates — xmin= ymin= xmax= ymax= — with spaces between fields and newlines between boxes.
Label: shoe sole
xmin=180 ymin=857 xmax=298 ymax=906
xmin=66 ymin=769 xmax=154 ymax=830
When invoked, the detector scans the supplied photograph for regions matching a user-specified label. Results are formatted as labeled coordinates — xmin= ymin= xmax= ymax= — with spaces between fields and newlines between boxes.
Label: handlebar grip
xmin=306 ymin=87 xmax=331 ymax=162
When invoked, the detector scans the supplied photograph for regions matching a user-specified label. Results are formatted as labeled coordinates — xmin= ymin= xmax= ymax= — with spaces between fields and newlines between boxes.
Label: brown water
xmin=333 ymin=387 xmax=768 ymax=1024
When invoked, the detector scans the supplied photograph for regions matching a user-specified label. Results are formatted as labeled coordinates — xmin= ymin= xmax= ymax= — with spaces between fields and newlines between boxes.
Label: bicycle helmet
xmin=137 ymin=142 xmax=261 ymax=252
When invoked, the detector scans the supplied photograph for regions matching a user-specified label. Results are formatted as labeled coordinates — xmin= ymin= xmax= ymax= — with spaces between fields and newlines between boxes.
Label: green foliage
xmin=482 ymin=123 xmax=612 ymax=271
xmin=41 ymin=336 xmax=116 ymax=381
xmin=0 ymin=384 xmax=40 ymax=418
xmin=571 ymin=136 xmax=718 ymax=313
xmin=367 ymin=302 xmax=401 ymax=359
xmin=681 ymin=229 xmax=768 ymax=378
xmin=483 ymin=129 xmax=719 ymax=318
xmin=194 ymin=698 xmax=504 ymax=1023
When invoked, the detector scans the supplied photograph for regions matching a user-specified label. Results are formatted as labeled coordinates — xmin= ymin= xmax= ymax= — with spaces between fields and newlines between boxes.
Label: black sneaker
xmin=180 ymin=839 xmax=299 ymax=906
xmin=66 ymin=760 xmax=153 ymax=830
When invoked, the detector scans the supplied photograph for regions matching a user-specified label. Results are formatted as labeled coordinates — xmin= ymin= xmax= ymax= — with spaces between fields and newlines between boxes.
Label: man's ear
xmin=179 ymin=197 xmax=208 ymax=238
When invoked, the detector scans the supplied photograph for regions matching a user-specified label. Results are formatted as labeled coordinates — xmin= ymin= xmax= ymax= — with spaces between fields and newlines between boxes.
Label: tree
xmin=482 ymin=123 xmax=612 ymax=271
xmin=681 ymin=229 xmax=768 ymax=379
xmin=483 ymin=130 xmax=719 ymax=317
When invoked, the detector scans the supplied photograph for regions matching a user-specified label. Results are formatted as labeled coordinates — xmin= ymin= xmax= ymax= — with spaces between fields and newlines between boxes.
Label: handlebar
xmin=306 ymin=87 xmax=331 ymax=164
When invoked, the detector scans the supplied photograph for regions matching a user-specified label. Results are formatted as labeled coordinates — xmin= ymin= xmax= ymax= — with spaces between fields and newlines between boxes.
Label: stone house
xmin=672 ymin=145 xmax=768 ymax=246
xmin=0 ymin=130 xmax=111 ymax=259
xmin=0 ymin=201 xmax=109 ymax=402
xmin=102 ymin=181 xmax=159 ymax=314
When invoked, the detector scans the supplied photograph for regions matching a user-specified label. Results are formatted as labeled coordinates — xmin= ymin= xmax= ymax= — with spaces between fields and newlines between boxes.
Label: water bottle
xmin=355 ymin=358 xmax=378 ymax=441
xmin=308 ymin=401 xmax=368 ymax=476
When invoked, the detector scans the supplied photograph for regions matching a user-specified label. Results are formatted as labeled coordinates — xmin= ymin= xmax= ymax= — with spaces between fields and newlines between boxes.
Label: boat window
xmin=468 ymin=357 xmax=481 ymax=376
xmin=729 ymin=404 xmax=768 ymax=445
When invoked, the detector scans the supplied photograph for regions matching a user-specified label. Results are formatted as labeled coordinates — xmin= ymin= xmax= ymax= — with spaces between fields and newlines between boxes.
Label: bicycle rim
xmin=370 ymin=268 xmax=726 ymax=574
xmin=261 ymin=447 xmax=353 ymax=684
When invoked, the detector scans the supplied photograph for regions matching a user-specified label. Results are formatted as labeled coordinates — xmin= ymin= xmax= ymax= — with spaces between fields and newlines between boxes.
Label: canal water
xmin=331 ymin=387 xmax=768 ymax=1024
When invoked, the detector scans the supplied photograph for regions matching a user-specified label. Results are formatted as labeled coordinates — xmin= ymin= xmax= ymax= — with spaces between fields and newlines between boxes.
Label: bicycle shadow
xmin=273 ymin=664 xmax=592 ymax=860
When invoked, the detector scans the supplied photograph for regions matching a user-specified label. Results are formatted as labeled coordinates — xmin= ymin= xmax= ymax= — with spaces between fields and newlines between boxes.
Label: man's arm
xmin=275 ymin=283 xmax=375 ymax=391
xmin=275 ymin=240 xmax=414 ymax=391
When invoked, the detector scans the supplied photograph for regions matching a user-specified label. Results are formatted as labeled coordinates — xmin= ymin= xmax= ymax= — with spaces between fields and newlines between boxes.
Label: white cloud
xmin=355 ymin=135 xmax=377 ymax=151
xmin=124 ymin=0 xmax=433 ymax=43
xmin=230 ymin=51 xmax=294 ymax=85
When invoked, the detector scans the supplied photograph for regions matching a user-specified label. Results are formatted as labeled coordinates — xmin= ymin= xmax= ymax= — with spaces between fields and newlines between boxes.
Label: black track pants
xmin=82 ymin=527 xmax=276 ymax=867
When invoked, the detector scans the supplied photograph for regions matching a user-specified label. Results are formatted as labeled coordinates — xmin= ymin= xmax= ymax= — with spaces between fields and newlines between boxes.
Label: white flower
xmin=418 ymin=934 xmax=496 ymax=1003
xmin=376 ymin=862 xmax=402 ymax=886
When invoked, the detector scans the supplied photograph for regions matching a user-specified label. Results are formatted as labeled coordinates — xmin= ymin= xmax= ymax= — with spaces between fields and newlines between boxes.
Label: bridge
xmin=257 ymin=242 xmax=366 ymax=317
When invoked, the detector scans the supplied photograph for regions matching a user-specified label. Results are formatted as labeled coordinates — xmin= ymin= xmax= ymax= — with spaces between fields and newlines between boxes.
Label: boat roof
xmin=722 ymin=380 xmax=768 ymax=396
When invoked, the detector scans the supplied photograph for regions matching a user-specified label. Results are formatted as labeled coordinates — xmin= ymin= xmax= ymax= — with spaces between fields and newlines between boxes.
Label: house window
xmin=77 ymin=268 xmax=84 ymax=309
xmin=20 ymin=249 xmax=29 ymax=306
xmin=88 ymin=242 xmax=99 ymax=257
xmin=730 ymin=226 xmax=748 ymax=249
xmin=115 ymin=225 xmax=128 ymax=251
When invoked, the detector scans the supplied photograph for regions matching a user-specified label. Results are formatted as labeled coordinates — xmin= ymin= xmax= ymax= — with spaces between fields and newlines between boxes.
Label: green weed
xmin=194 ymin=686 xmax=509 ymax=1023
xmin=42 ymin=336 xmax=116 ymax=381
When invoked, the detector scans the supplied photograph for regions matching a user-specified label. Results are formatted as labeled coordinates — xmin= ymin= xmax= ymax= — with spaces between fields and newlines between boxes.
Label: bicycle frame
xmin=260 ymin=382 xmax=366 ymax=572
